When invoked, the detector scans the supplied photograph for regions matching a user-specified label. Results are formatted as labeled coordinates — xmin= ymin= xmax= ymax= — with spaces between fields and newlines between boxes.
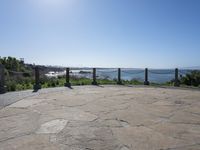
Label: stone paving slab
xmin=0 ymin=85 xmax=200 ymax=150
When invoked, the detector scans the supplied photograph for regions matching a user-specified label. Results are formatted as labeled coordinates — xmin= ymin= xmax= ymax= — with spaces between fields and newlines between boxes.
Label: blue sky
xmin=0 ymin=0 xmax=200 ymax=68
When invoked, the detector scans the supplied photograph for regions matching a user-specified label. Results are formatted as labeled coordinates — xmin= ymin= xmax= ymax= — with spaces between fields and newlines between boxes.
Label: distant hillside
xmin=0 ymin=56 xmax=65 ymax=75
xmin=0 ymin=56 xmax=32 ymax=72
xmin=180 ymin=66 xmax=200 ymax=70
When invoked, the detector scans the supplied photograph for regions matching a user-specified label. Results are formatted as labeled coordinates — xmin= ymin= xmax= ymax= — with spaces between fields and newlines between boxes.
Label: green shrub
xmin=25 ymin=83 xmax=33 ymax=89
xmin=23 ymin=72 xmax=31 ymax=77
xmin=6 ymin=80 xmax=17 ymax=91
xmin=16 ymin=84 xmax=24 ymax=91
xmin=180 ymin=70 xmax=200 ymax=86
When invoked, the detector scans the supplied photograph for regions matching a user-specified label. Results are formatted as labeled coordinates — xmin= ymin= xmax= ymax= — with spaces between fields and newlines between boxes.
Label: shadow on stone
xmin=33 ymin=84 xmax=41 ymax=93
xmin=32 ymin=89 xmax=39 ymax=93
xmin=124 ymin=85 xmax=134 ymax=87
xmin=95 ymin=85 xmax=104 ymax=88
xmin=117 ymin=82 xmax=124 ymax=85
xmin=65 ymin=83 xmax=73 ymax=89
xmin=67 ymin=86 xmax=73 ymax=89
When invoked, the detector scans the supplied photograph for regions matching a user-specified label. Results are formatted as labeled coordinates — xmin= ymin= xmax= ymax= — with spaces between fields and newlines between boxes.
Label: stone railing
xmin=0 ymin=64 xmax=182 ymax=94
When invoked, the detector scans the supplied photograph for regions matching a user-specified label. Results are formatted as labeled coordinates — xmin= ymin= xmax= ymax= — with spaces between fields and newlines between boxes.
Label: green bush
xmin=23 ymin=72 xmax=31 ymax=77
xmin=25 ymin=83 xmax=33 ymax=89
xmin=6 ymin=80 xmax=17 ymax=91
xmin=180 ymin=70 xmax=200 ymax=87
xmin=129 ymin=79 xmax=143 ymax=85
xmin=97 ymin=78 xmax=116 ymax=84
xmin=16 ymin=84 xmax=24 ymax=91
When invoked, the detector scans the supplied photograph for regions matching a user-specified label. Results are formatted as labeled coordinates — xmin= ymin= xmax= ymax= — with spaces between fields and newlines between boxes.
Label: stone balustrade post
xmin=33 ymin=66 xmax=41 ymax=90
xmin=0 ymin=64 xmax=6 ymax=94
xmin=92 ymin=68 xmax=98 ymax=85
xmin=144 ymin=68 xmax=150 ymax=85
xmin=65 ymin=68 xmax=71 ymax=87
xmin=117 ymin=68 xmax=122 ymax=84
xmin=174 ymin=68 xmax=180 ymax=87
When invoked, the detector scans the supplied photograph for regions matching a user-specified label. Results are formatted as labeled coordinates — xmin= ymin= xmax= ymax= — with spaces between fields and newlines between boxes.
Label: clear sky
xmin=0 ymin=0 xmax=200 ymax=68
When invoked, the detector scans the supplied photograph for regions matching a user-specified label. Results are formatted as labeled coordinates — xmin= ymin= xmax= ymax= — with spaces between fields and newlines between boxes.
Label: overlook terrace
xmin=0 ymin=85 xmax=200 ymax=150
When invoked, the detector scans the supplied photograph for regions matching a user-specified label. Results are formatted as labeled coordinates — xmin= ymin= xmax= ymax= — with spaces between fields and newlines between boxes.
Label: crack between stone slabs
xmin=163 ymin=143 xmax=200 ymax=150
xmin=87 ymin=104 xmax=131 ymax=117
xmin=0 ymin=109 xmax=30 ymax=119
xmin=85 ymin=148 xmax=94 ymax=150
xmin=118 ymin=120 xmax=191 ymax=144
xmin=120 ymin=144 xmax=132 ymax=150
xmin=145 ymin=126 xmax=190 ymax=142
xmin=153 ymin=113 xmax=176 ymax=122
xmin=0 ymin=111 xmax=41 ymax=142
xmin=184 ymin=110 xmax=200 ymax=116
xmin=161 ymin=105 xmax=200 ymax=120
xmin=60 ymin=126 xmax=123 ymax=149
xmin=88 ymin=116 xmax=100 ymax=123
xmin=46 ymin=93 xmax=133 ymax=109
xmin=0 ymin=131 xmax=35 ymax=143
xmin=115 ymin=118 xmax=130 ymax=127
xmin=55 ymin=98 xmax=131 ymax=115
xmin=103 ymin=105 xmax=131 ymax=114
xmin=139 ymin=121 xmax=200 ymax=147
xmin=145 ymin=99 xmax=161 ymax=105
xmin=59 ymin=137 xmax=105 ymax=148
xmin=147 ymin=105 xmax=187 ymax=121
xmin=169 ymin=122 xmax=200 ymax=126
xmin=54 ymin=95 xmax=111 ymax=108
xmin=85 ymin=138 xmax=105 ymax=143
xmin=99 ymin=93 xmax=139 ymax=99
xmin=64 ymin=103 xmax=92 ymax=108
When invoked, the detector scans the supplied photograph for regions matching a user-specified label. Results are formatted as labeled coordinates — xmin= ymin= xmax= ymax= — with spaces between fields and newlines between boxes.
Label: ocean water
xmin=45 ymin=69 xmax=194 ymax=83
xmin=70 ymin=69 xmax=192 ymax=83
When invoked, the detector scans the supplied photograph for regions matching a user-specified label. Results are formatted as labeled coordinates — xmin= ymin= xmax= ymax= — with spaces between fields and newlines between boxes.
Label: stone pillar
xmin=174 ymin=68 xmax=180 ymax=87
xmin=0 ymin=64 xmax=6 ymax=94
xmin=92 ymin=68 xmax=98 ymax=85
xmin=33 ymin=66 xmax=41 ymax=90
xmin=65 ymin=68 xmax=71 ymax=87
xmin=117 ymin=68 xmax=122 ymax=84
xmin=144 ymin=68 xmax=149 ymax=85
